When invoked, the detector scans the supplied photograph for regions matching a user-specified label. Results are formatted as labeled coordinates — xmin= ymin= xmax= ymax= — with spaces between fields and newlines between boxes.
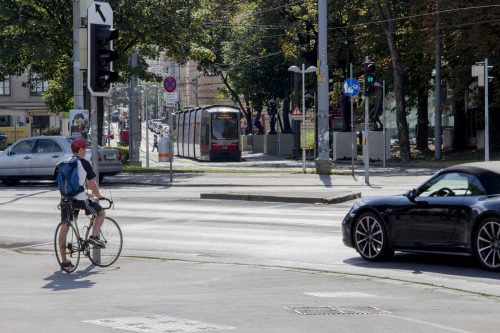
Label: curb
xmin=200 ymin=192 xmax=361 ymax=204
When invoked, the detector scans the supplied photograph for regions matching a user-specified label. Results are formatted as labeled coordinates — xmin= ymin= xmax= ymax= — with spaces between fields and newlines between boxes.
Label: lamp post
xmin=288 ymin=64 xmax=317 ymax=173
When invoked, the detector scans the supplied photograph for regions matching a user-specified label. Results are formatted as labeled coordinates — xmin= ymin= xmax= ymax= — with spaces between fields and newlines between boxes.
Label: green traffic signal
xmin=364 ymin=62 xmax=376 ymax=96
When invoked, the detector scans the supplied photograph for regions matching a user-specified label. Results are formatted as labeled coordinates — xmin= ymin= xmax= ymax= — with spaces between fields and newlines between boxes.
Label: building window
xmin=29 ymin=72 xmax=49 ymax=96
xmin=0 ymin=76 xmax=11 ymax=96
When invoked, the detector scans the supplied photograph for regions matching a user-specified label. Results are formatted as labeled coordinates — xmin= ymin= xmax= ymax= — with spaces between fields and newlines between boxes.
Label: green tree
xmin=0 ymin=0 xmax=199 ymax=113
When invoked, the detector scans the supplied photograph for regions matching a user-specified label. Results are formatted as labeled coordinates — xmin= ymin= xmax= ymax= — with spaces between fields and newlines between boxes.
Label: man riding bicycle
xmin=59 ymin=138 xmax=106 ymax=269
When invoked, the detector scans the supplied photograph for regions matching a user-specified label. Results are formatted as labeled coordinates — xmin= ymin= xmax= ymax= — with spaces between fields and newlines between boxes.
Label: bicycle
xmin=54 ymin=197 xmax=123 ymax=273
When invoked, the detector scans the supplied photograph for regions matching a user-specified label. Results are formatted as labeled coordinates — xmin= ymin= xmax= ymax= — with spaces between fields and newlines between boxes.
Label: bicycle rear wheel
xmin=86 ymin=217 xmax=123 ymax=267
xmin=54 ymin=222 xmax=80 ymax=273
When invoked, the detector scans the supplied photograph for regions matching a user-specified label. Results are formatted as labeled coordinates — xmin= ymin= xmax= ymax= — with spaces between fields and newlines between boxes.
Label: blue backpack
xmin=57 ymin=157 xmax=84 ymax=197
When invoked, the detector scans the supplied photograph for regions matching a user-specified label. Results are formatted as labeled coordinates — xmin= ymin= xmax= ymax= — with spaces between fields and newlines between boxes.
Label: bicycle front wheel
xmin=54 ymin=222 xmax=80 ymax=273
xmin=86 ymin=217 xmax=123 ymax=267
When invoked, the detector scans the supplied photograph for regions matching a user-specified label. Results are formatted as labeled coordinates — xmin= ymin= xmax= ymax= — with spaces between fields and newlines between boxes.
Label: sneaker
xmin=88 ymin=235 xmax=106 ymax=248
xmin=61 ymin=261 xmax=75 ymax=270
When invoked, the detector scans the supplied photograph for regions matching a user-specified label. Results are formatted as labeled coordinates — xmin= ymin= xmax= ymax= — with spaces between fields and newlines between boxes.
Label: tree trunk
xmin=375 ymin=1 xmax=410 ymax=162
xmin=452 ymin=86 xmax=467 ymax=151
xmin=282 ymin=97 xmax=293 ymax=133
xmin=416 ymin=89 xmax=429 ymax=151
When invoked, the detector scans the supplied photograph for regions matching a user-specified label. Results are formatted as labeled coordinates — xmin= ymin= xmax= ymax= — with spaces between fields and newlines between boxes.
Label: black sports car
xmin=342 ymin=161 xmax=500 ymax=271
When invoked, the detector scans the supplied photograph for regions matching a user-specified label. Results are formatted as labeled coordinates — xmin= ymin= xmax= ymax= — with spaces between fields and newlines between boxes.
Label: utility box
xmin=158 ymin=135 xmax=172 ymax=162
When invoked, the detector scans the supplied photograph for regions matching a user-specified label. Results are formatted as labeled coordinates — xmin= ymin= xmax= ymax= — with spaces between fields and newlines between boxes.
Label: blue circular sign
xmin=343 ymin=78 xmax=360 ymax=97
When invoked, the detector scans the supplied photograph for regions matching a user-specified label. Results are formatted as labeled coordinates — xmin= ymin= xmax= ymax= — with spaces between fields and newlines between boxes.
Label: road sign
xmin=87 ymin=1 xmax=113 ymax=25
xmin=291 ymin=106 xmax=302 ymax=120
xmin=165 ymin=101 xmax=176 ymax=107
xmin=165 ymin=93 xmax=178 ymax=101
xmin=343 ymin=78 xmax=360 ymax=97
xmin=164 ymin=76 xmax=177 ymax=93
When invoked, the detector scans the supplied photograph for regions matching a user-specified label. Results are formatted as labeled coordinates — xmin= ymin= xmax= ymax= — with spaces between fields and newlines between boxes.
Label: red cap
xmin=71 ymin=138 xmax=88 ymax=151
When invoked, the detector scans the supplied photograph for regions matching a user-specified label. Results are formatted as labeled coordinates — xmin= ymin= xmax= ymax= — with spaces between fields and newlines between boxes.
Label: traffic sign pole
xmin=364 ymin=56 xmax=370 ymax=185
xmin=350 ymin=63 xmax=355 ymax=178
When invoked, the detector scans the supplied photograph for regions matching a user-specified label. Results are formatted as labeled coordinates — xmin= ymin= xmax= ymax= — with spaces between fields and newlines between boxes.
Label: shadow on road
xmin=42 ymin=264 xmax=119 ymax=291
xmin=344 ymin=252 xmax=500 ymax=280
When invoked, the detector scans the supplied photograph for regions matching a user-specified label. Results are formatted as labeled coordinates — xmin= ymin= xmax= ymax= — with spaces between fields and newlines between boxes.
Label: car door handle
xmin=51 ymin=155 xmax=60 ymax=158
xmin=23 ymin=156 xmax=31 ymax=160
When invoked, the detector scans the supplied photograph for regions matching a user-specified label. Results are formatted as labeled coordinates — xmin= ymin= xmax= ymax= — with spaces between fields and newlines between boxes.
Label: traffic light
xmin=364 ymin=61 xmax=376 ymax=96
xmin=89 ymin=24 xmax=119 ymax=95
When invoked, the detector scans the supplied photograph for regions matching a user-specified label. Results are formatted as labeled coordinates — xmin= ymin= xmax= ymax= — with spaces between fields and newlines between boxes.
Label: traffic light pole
xmin=364 ymin=56 xmax=370 ymax=185
xmin=91 ymin=95 xmax=100 ymax=184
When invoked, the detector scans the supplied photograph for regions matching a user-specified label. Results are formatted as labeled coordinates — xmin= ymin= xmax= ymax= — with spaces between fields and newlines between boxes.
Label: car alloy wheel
xmin=475 ymin=218 xmax=500 ymax=271
xmin=353 ymin=212 xmax=392 ymax=261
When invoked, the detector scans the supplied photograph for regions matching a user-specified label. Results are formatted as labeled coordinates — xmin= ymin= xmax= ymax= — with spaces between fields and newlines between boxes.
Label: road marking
xmin=304 ymin=291 xmax=377 ymax=298
xmin=83 ymin=314 xmax=234 ymax=332
xmin=385 ymin=314 xmax=474 ymax=333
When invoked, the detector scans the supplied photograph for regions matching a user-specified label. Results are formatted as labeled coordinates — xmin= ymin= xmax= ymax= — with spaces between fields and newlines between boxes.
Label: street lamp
xmin=288 ymin=64 xmax=317 ymax=173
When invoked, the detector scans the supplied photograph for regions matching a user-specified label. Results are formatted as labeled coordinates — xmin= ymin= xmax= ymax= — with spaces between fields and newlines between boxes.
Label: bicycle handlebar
xmin=99 ymin=197 xmax=113 ymax=210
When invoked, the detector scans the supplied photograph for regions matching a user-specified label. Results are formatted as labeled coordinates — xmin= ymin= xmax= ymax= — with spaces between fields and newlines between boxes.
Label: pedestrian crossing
xmin=0 ymin=194 xmax=352 ymax=265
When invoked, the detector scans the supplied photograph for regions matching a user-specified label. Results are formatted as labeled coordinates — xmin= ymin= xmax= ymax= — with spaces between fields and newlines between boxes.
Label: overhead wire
xmin=221 ymin=17 xmax=500 ymax=70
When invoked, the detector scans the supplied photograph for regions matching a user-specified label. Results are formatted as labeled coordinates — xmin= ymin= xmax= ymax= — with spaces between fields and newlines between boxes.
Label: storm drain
xmin=284 ymin=306 xmax=390 ymax=316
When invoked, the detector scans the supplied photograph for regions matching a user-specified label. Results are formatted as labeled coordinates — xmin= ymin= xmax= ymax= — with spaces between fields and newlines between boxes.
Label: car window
xmin=34 ymin=139 xmax=62 ymax=153
xmin=418 ymin=172 xmax=480 ymax=197
xmin=465 ymin=176 xmax=487 ymax=196
xmin=10 ymin=140 xmax=34 ymax=154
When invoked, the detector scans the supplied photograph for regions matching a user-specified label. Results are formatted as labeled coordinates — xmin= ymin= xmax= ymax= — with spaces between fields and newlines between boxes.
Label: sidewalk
xmin=103 ymin=155 xmax=440 ymax=204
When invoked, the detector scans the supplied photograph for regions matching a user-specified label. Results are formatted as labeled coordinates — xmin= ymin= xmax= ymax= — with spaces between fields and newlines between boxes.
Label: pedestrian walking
xmin=152 ymin=134 xmax=158 ymax=152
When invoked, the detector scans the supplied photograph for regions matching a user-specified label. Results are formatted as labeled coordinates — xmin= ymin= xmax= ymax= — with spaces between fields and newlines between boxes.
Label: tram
xmin=175 ymin=105 xmax=241 ymax=161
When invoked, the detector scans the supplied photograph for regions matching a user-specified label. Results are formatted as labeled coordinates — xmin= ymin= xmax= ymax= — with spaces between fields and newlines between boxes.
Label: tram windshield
xmin=212 ymin=113 xmax=238 ymax=140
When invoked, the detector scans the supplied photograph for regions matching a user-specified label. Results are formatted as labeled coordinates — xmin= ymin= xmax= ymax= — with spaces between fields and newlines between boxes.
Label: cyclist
xmin=59 ymin=138 xmax=106 ymax=269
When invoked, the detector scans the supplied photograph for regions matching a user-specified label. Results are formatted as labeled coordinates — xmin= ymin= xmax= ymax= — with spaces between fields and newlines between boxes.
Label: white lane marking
xmin=83 ymin=314 xmax=234 ymax=332
xmin=304 ymin=292 xmax=377 ymax=298
xmin=385 ymin=314 xmax=474 ymax=333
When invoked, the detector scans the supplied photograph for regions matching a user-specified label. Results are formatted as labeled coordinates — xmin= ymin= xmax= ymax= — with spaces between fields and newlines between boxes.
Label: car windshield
xmin=417 ymin=172 xmax=486 ymax=197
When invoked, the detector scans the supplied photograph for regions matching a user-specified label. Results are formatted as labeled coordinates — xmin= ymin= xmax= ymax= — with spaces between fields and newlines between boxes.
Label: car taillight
xmin=228 ymin=144 xmax=239 ymax=151
xmin=211 ymin=143 xmax=221 ymax=151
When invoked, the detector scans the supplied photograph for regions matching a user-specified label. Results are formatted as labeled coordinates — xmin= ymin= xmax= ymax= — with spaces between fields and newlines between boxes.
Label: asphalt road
xmin=1 ymin=183 xmax=500 ymax=332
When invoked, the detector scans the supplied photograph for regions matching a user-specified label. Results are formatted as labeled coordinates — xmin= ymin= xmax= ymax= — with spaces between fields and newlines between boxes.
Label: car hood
xmin=350 ymin=194 xmax=411 ymax=212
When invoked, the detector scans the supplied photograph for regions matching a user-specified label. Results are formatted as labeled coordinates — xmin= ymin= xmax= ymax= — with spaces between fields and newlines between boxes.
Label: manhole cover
xmin=284 ymin=306 xmax=390 ymax=316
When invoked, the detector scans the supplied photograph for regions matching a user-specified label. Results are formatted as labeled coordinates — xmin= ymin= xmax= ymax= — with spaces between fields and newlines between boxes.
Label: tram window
xmin=212 ymin=113 xmax=238 ymax=140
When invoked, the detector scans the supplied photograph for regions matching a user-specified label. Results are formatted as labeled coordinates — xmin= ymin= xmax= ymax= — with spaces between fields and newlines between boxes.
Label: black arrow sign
xmin=95 ymin=4 xmax=106 ymax=22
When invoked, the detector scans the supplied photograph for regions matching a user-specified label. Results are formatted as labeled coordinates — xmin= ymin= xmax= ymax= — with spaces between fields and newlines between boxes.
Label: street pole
xmin=301 ymin=64 xmax=306 ymax=173
xmin=484 ymin=58 xmax=490 ymax=161
xmin=145 ymin=87 xmax=150 ymax=168
xmin=316 ymin=0 xmax=332 ymax=174
xmin=350 ymin=63 xmax=355 ymax=177
xmin=434 ymin=0 xmax=442 ymax=160
xmin=364 ymin=56 xmax=370 ymax=184
xmin=129 ymin=52 xmax=141 ymax=166
xmin=73 ymin=0 xmax=84 ymax=109
xmin=383 ymin=80 xmax=386 ymax=167
xmin=91 ymin=95 xmax=99 ymax=183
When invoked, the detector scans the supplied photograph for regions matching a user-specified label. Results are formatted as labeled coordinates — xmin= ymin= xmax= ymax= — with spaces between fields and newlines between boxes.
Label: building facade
xmin=0 ymin=72 xmax=58 ymax=140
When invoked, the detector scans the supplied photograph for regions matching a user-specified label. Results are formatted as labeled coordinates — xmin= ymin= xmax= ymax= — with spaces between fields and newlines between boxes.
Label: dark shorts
xmin=60 ymin=199 xmax=103 ymax=223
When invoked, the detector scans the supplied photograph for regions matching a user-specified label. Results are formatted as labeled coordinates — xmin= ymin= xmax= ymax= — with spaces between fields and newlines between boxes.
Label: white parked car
xmin=0 ymin=136 xmax=123 ymax=186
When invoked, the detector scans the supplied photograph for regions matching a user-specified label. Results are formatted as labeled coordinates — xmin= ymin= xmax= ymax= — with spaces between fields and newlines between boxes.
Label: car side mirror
xmin=405 ymin=188 xmax=417 ymax=201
